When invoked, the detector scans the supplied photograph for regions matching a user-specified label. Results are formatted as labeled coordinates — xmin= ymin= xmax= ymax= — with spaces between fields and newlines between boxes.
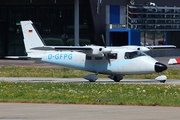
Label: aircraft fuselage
xmin=41 ymin=49 xmax=161 ymax=75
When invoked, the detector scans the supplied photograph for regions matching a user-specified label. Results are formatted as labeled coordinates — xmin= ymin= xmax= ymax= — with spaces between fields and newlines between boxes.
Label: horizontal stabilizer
xmin=5 ymin=56 xmax=31 ymax=59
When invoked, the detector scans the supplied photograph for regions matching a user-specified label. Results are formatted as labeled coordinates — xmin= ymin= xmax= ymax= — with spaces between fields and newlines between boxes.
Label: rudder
xmin=20 ymin=20 xmax=45 ymax=53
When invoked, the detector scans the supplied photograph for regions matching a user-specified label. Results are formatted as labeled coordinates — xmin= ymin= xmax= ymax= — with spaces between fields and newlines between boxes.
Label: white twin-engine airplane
xmin=20 ymin=20 xmax=168 ymax=83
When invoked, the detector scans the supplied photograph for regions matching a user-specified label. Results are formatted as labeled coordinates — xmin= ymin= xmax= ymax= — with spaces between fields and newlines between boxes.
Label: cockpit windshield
xmin=124 ymin=51 xmax=147 ymax=59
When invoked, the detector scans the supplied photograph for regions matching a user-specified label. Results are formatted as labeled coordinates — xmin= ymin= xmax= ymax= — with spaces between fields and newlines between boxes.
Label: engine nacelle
xmin=108 ymin=75 xmax=123 ymax=82
xmin=86 ymin=46 xmax=112 ymax=57
xmin=91 ymin=47 xmax=104 ymax=57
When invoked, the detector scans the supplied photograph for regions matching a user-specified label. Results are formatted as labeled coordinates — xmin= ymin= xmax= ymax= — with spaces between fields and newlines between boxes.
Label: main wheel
xmin=113 ymin=76 xmax=120 ymax=82
xmin=160 ymin=80 xmax=166 ymax=83
xmin=89 ymin=80 xmax=96 ymax=82
xmin=114 ymin=80 xmax=120 ymax=82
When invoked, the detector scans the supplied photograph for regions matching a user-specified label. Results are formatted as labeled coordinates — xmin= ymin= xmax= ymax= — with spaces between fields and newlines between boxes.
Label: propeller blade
xmin=105 ymin=53 xmax=111 ymax=65
xmin=101 ymin=34 xmax=106 ymax=48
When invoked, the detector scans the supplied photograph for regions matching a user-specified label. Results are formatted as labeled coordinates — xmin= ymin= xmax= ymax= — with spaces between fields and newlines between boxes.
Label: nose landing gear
xmin=155 ymin=72 xmax=167 ymax=83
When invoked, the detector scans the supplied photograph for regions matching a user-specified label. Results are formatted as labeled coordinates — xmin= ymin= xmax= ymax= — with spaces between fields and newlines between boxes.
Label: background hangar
xmin=0 ymin=0 xmax=180 ymax=58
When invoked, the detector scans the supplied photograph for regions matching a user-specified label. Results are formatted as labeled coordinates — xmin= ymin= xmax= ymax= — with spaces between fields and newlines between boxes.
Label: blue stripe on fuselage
xmin=41 ymin=57 xmax=132 ymax=72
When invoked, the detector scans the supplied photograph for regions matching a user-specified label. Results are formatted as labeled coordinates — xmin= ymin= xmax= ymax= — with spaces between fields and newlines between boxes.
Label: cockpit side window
xmin=124 ymin=51 xmax=147 ymax=59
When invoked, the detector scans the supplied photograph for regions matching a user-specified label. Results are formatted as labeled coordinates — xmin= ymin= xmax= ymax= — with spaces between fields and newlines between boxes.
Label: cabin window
xmin=95 ymin=57 xmax=103 ymax=60
xmin=108 ymin=53 xmax=117 ymax=59
xmin=86 ymin=55 xmax=92 ymax=60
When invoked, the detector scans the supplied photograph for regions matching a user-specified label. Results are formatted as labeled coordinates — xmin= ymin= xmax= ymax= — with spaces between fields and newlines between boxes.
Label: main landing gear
xmin=83 ymin=74 xmax=98 ymax=82
xmin=108 ymin=75 xmax=123 ymax=82
xmin=83 ymin=74 xmax=123 ymax=82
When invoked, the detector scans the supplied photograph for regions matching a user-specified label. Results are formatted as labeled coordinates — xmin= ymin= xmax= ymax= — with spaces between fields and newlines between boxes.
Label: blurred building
xmin=0 ymin=0 xmax=180 ymax=58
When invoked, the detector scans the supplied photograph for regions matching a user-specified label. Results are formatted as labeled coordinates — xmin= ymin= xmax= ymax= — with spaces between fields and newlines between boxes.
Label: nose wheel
xmin=160 ymin=80 xmax=166 ymax=83
xmin=155 ymin=72 xmax=167 ymax=83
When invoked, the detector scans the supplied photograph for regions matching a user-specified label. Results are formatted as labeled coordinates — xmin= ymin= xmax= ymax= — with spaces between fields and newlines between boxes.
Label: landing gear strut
xmin=83 ymin=74 xmax=98 ymax=82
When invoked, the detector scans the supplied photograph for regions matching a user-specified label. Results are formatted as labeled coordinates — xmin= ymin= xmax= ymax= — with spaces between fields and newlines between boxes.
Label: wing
xmin=109 ymin=45 xmax=176 ymax=52
xmin=31 ymin=46 xmax=92 ymax=51
xmin=146 ymin=45 xmax=176 ymax=50
xmin=31 ymin=45 xmax=112 ymax=57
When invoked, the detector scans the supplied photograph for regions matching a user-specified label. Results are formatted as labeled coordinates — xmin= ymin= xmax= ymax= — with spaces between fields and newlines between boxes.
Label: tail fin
xmin=20 ymin=20 xmax=46 ymax=53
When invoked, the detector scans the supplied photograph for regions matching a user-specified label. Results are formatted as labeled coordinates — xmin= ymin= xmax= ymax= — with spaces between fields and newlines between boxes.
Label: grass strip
xmin=0 ymin=82 xmax=180 ymax=106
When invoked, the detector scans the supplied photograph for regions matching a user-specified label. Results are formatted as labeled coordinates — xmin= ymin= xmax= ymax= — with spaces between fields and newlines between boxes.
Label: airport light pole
xmin=74 ymin=0 xmax=79 ymax=46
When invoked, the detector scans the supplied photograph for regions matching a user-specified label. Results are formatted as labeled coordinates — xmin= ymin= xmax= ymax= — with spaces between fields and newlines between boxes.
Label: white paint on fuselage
xmin=41 ymin=49 xmax=158 ymax=75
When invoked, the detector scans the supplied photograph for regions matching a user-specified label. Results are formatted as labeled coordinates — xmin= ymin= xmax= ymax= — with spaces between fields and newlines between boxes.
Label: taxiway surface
xmin=0 ymin=103 xmax=180 ymax=120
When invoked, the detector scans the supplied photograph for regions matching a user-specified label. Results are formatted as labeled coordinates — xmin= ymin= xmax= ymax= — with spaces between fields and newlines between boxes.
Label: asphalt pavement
xmin=0 ymin=103 xmax=180 ymax=120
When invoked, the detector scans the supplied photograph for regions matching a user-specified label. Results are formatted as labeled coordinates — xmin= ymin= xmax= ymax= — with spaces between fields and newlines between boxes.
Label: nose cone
xmin=155 ymin=62 xmax=167 ymax=72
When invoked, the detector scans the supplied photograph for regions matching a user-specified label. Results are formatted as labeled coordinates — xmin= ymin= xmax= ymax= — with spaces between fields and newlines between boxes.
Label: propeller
xmin=101 ymin=34 xmax=111 ymax=65
xmin=101 ymin=34 xmax=106 ymax=48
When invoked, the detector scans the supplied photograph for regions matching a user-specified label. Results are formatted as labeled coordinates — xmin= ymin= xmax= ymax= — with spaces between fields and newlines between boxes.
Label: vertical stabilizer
xmin=20 ymin=20 xmax=45 ymax=53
